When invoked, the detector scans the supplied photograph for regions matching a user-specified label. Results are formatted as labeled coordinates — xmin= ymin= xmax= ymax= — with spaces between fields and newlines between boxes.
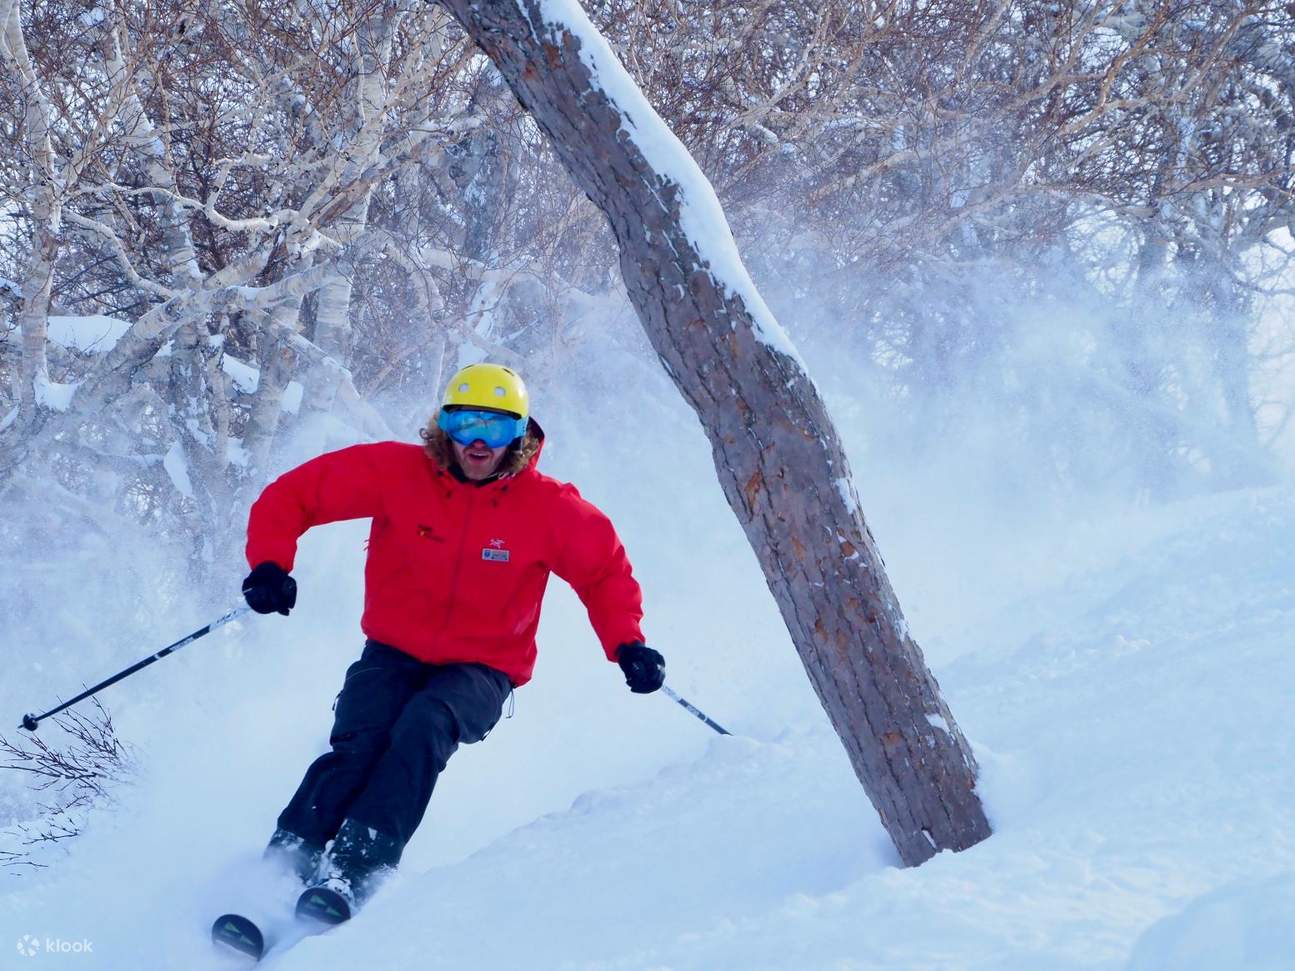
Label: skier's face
xmin=452 ymin=438 xmax=507 ymax=480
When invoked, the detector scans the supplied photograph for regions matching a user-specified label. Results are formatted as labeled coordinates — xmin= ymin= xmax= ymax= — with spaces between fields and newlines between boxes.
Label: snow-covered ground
xmin=2 ymin=323 xmax=1292 ymax=970
xmin=3 ymin=417 xmax=1293 ymax=971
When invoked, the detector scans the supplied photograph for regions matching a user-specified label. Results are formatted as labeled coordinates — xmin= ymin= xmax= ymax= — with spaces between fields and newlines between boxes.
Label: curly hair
xmin=419 ymin=409 xmax=540 ymax=478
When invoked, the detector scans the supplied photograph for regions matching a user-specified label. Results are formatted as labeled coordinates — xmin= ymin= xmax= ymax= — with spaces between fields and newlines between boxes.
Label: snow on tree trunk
xmin=439 ymin=0 xmax=991 ymax=865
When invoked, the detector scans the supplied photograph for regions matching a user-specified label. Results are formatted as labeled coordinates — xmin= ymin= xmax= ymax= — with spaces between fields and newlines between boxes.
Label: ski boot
xmin=263 ymin=827 xmax=324 ymax=886
xmin=295 ymin=818 xmax=402 ymax=925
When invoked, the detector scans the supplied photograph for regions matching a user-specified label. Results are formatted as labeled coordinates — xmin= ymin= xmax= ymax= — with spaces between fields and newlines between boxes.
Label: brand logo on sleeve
xmin=482 ymin=538 xmax=510 ymax=562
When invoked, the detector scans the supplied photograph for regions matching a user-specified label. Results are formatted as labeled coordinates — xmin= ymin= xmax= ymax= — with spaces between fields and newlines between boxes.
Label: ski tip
xmin=211 ymin=913 xmax=266 ymax=961
xmin=295 ymin=886 xmax=352 ymax=926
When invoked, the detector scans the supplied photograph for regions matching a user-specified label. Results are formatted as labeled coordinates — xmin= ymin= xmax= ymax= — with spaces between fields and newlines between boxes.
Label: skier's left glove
xmin=242 ymin=561 xmax=298 ymax=616
xmin=616 ymin=642 xmax=665 ymax=694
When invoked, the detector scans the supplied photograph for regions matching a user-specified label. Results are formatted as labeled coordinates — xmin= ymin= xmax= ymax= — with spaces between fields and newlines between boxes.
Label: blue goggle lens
xmin=437 ymin=409 xmax=527 ymax=448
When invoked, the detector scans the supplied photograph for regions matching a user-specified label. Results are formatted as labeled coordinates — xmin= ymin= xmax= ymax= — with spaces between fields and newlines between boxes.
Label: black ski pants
xmin=277 ymin=640 xmax=512 ymax=856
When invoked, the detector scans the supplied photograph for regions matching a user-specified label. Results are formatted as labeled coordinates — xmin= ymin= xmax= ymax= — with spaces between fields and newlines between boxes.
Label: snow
xmin=45 ymin=314 xmax=131 ymax=353
xmin=221 ymin=353 xmax=304 ymax=412
xmin=3 ymin=413 xmax=1294 ymax=969
xmin=834 ymin=475 xmax=858 ymax=511
xmin=282 ymin=381 xmax=303 ymax=415
xmin=4 ymin=254 xmax=1294 ymax=968
xmin=532 ymin=0 xmax=808 ymax=371
xmin=226 ymin=437 xmax=251 ymax=468
xmin=221 ymin=354 xmax=260 ymax=394
xmin=163 ymin=441 xmax=194 ymax=499
xmin=1124 ymin=874 xmax=1295 ymax=971
xmin=34 ymin=375 xmax=78 ymax=411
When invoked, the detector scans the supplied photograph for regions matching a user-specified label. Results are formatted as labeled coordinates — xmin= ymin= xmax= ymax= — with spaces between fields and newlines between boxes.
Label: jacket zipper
xmin=442 ymin=488 xmax=478 ymax=632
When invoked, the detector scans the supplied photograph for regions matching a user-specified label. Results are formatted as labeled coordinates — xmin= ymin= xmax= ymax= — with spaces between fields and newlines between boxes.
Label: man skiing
xmin=240 ymin=362 xmax=665 ymax=921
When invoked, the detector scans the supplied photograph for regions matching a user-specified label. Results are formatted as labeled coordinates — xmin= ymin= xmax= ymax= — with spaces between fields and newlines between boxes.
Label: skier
xmin=240 ymin=362 xmax=665 ymax=919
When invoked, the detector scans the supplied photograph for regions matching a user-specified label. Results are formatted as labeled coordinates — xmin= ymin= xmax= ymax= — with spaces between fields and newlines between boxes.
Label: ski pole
xmin=18 ymin=603 xmax=252 ymax=732
xmin=661 ymin=684 xmax=730 ymax=736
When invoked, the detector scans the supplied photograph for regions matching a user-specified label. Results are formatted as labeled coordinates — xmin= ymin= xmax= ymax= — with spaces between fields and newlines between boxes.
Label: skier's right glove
xmin=616 ymin=642 xmax=665 ymax=694
xmin=242 ymin=561 xmax=298 ymax=616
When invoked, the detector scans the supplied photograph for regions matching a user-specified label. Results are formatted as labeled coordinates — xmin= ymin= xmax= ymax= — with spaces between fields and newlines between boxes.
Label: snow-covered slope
xmin=4 ymin=478 xmax=1292 ymax=970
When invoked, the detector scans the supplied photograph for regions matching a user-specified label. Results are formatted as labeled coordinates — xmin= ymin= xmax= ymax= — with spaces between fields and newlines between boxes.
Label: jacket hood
xmin=522 ymin=417 xmax=545 ymax=469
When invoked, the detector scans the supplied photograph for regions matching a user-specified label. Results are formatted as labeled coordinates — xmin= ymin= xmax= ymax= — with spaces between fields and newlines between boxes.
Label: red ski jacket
xmin=245 ymin=427 xmax=644 ymax=686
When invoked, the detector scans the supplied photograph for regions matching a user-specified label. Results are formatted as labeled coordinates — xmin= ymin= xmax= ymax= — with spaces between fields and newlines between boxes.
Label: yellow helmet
xmin=441 ymin=363 xmax=529 ymax=419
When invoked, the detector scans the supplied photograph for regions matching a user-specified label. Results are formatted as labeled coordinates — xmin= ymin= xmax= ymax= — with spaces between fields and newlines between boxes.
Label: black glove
xmin=242 ymin=561 xmax=298 ymax=616
xmin=617 ymin=642 xmax=665 ymax=694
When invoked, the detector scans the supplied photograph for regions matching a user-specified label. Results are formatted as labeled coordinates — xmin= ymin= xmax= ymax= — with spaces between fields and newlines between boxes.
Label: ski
xmin=211 ymin=913 xmax=268 ymax=961
xmin=295 ymin=884 xmax=353 ymax=926
xmin=211 ymin=898 xmax=343 ymax=963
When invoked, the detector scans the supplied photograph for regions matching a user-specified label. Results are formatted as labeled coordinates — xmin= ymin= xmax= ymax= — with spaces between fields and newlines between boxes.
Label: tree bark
xmin=439 ymin=0 xmax=991 ymax=865
xmin=102 ymin=24 xmax=203 ymax=290
xmin=312 ymin=2 xmax=404 ymax=365
xmin=242 ymin=298 xmax=304 ymax=477
xmin=3 ymin=0 xmax=60 ymax=430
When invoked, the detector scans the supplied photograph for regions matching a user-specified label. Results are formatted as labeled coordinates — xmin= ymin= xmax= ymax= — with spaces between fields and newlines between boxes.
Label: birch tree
xmin=3 ymin=0 xmax=71 ymax=433
xmin=0 ymin=0 xmax=475 ymax=569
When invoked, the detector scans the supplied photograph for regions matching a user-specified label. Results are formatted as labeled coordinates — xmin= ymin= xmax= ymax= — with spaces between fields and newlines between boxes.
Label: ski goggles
xmin=437 ymin=408 xmax=527 ymax=448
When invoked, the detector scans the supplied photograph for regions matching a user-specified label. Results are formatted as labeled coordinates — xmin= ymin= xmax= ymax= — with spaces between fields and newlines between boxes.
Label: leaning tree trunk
xmin=440 ymin=0 xmax=991 ymax=865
